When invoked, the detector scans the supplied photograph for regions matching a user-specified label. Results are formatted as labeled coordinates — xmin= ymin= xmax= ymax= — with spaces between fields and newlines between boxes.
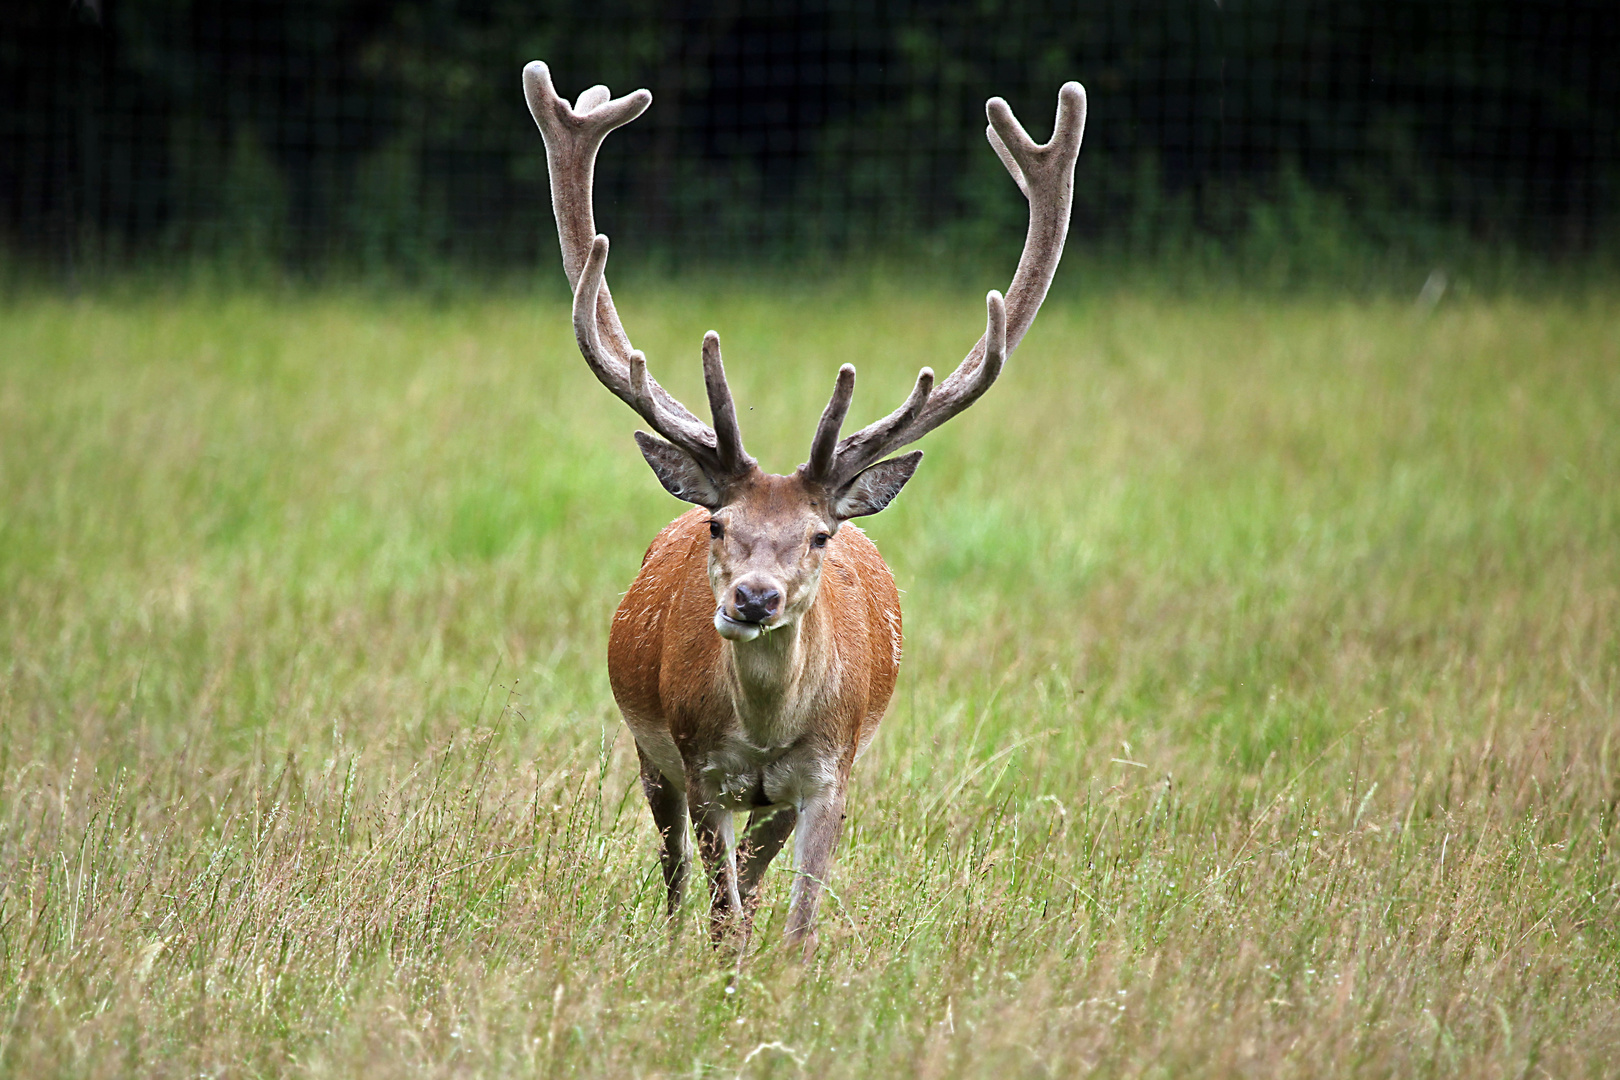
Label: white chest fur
xmin=700 ymin=624 xmax=843 ymax=808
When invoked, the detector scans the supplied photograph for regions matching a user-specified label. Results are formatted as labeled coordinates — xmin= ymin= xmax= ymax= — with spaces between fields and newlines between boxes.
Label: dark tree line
xmin=3 ymin=0 xmax=1616 ymax=273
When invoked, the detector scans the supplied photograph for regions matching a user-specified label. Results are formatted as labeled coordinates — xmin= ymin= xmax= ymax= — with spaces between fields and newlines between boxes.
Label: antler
xmin=806 ymin=82 xmax=1086 ymax=489
xmin=523 ymin=61 xmax=753 ymax=477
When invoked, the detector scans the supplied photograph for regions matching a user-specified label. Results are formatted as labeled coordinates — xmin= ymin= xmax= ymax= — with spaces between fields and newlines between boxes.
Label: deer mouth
xmin=714 ymin=608 xmax=779 ymax=642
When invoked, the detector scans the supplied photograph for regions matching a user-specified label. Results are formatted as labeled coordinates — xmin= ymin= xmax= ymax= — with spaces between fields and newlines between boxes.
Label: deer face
xmin=635 ymin=447 xmax=925 ymax=643
xmin=705 ymin=473 xmax=834 ymax=641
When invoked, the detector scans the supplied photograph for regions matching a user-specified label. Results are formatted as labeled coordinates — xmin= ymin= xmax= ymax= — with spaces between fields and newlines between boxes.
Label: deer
xmin=522 ymin=60 xmax=1085 ymax=953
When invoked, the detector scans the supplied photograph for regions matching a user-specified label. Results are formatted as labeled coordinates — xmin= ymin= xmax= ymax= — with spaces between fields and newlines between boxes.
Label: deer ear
xmin=635 ymin=432 xmax=724 ymax=509
xmin=833 ymin=451 xmax=923 ymax=519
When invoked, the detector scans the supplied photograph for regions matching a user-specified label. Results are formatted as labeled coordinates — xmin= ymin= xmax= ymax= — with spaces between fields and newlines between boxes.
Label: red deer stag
xmin=523 ymin=61 xmax=1085 ymax=952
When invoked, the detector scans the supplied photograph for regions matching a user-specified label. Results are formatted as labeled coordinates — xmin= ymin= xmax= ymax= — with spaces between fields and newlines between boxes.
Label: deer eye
xmin=812 ymin=532 xmax=830 ymax=549
xmin=709 ymin=520 xmax=723 ymax=540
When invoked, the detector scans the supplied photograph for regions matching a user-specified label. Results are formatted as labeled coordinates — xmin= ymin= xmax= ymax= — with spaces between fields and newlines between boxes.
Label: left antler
xmin=523 ymin=61 xmax=753 ymax=478
xmin=805 ymin=82 xmax=1086 ymax=489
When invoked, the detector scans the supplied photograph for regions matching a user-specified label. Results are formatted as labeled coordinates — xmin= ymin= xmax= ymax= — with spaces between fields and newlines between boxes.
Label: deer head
xmin=523 ymin=62 xmax=1085 ymax=644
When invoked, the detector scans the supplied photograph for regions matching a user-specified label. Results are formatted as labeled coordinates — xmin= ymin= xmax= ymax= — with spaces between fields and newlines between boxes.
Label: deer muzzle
xmin=714 ymin=576 xmax=785 ymax=641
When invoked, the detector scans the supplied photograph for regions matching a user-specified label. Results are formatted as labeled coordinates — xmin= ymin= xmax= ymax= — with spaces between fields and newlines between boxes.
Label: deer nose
xmin=733 ymin=583 xmax=781 ymax=623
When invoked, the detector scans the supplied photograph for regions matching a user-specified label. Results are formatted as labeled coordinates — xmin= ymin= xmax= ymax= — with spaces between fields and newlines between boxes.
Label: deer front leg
xmin=738 ymin=806 xmax=798 ymax=921
xmin=688 ymin=789 xmax=744 ymax=942
xmin=786 ymin=780 xmax=849 ymax=955
xmin=637 ymin=745 xmax=689 ymax=920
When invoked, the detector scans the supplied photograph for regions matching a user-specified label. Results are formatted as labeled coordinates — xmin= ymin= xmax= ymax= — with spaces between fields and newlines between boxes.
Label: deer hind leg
xmin=738 ymin=806 xmax=797 ymax=924
xmin=636 ymin=745 xmax=689 ymax=919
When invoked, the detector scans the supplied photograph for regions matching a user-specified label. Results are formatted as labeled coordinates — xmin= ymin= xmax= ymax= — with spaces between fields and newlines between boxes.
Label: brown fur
xmin=609 ymin=506 xmax=900 ymax=759
xmin=606 ymin=484 xmax=902 ymax=951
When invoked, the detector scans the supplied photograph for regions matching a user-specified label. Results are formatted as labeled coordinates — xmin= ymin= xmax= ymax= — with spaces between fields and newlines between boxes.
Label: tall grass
xmin=0 ymin=281 xmax=1616 ymax=1077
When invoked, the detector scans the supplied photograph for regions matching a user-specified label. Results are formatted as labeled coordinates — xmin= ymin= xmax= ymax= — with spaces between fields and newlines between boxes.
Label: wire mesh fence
xmin=4 ymin=0 xmax=1617 ymax=276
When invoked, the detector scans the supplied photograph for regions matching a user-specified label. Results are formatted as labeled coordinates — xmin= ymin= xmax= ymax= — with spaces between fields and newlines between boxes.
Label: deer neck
xmin=721 ymin=602 xmax=836 ymax=745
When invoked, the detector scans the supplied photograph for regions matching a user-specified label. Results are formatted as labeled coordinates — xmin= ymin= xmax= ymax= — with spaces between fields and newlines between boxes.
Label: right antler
xmin=523 ymin=61 xmax=753 ymax=478
xmin=806 ymin=83 xmax=1087 ymax=491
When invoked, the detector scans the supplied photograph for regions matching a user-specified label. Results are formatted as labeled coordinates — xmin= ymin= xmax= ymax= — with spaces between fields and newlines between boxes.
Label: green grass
xmin=1 ymin=279 xmax=1617 ymax=1077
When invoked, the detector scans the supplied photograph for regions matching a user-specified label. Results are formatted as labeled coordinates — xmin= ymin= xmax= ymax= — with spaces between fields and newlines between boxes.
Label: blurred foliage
xmin=2 ymin=0 xmax=1617 ymax=278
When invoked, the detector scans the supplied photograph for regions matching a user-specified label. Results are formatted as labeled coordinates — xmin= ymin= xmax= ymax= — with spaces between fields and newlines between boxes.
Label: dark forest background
xmin=4 ymin=0 xmax=1618 ymax=280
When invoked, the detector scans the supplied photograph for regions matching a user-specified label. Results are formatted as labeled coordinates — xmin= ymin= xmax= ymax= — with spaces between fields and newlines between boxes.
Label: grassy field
xmin=0 ymin=278 xmax=1617 ymax=1077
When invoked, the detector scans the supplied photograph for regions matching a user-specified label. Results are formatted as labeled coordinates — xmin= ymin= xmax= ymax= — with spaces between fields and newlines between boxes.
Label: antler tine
xmin=628 ymin=349 xmax=651 ymax=412
xmin=836 ymin=293 xmax=999 ymax=478
xmin=571 ymin=235 xmax=624 ymax=397
xmin=530 ymin=60 xmax=746 ymax=474
xmin=986 ymin=122 xmax=1029 ymax=199
xmin=572 ymin=234 xmax=720 ymax=465
xmin=702 ymin=332 xmax=752 ymax=473
xmin=523 ymin=62 xmax=649 ymax=289
xmin=574 ymin=84 xmax=611 ymax=114
xmin=806 ymin=365 xmax=857 ymax=479
xmin=982 ymin=289 xmax=1007 ymax=384
xmin=826 ymin=82 xmax=1085 ymax=488
xmin=818 ymin=365 xmax=935 ymax=482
